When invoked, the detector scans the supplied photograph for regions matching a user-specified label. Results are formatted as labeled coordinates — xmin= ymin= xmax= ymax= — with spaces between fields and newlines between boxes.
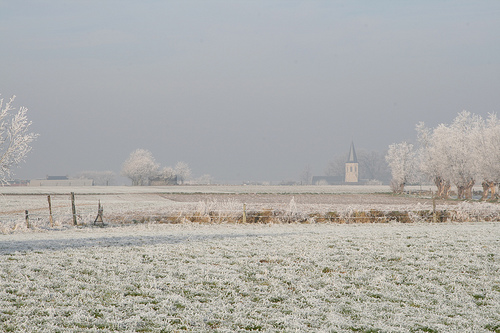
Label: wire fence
xmin=3 ymin=205 xmax=500 ymax=234
xmin=2 ymin=191 xmax=500 ymax=233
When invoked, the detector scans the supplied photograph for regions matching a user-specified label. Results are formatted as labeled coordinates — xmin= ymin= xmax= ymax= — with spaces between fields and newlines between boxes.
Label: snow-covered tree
xmin=357 ymin=149 xmax=391 ymax=182
xmin=325 ymin=154 xmax=347 ymax=178
xmin=174 ymin=161 xmax=191 ymax=184
xmin=475 ymin=113 xmax=500 ymax=199
xmin=385 ymin=142 xmax=417 ymax=194
xmin=300 ymin=165 xmax=313 ymax=185
xmin=415 ymin=111 xmax=489 ymax=199
xmin=160 ymin=166 xmax=175 ymax=179
xmin=121 ymin=149 xmax=159 ymax=186
xmin=388 ymin=111 xmax=500 ymax=200
xmin=447 ymin=111 xmax=482 ymax=199
xmin=0 ymin=95 xmax=38 ymax=183
xmin=416 ymin=122 xmax=454 ymax=198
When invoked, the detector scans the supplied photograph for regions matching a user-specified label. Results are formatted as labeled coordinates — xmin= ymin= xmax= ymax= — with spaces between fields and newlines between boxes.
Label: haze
xmin=1 ymin=1 xmax=499 ymax=184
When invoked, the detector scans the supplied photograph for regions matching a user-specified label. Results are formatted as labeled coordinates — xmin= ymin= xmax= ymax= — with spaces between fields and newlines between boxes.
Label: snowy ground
xmin=1 ymin=223 xmax=499 ymax=332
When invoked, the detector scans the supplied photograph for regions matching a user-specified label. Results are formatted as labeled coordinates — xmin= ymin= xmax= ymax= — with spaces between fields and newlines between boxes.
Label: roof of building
xmin=46 ymin=175 xmax=69 ymax=180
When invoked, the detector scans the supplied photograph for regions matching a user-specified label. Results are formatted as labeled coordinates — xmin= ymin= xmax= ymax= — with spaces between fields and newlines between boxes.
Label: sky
xmin=1 ymin=1 xmax=499 ymax=184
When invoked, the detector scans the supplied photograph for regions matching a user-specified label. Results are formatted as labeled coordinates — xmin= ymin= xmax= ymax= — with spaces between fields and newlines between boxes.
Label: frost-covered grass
xmin=1 ymin=223 xmax=500 ymax=332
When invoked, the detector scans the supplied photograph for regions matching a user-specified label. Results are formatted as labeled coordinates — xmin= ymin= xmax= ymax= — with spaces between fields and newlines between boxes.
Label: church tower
xmin=345 ymin=142 xmax=359 ymax=183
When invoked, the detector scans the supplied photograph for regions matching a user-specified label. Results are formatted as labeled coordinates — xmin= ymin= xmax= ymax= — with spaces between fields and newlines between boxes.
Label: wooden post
xmin=242 ymin=203 xmax=247 ymax=224
xmin=71 ymin=192 xmax=77 ymax=226
xmin=94 ymin=200 xmax=104 ymax=225
xmin=433 ymin=192 xmax=437 ymax=223
xmin=47 ymin=195 xmax=54 ymax=227
xmin=25 ymin=210 xmax=29 ymax=228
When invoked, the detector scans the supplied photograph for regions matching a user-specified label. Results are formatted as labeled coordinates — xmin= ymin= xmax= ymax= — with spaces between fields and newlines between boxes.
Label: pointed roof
xmin=346 ymin=141 xmax=358 ymax=163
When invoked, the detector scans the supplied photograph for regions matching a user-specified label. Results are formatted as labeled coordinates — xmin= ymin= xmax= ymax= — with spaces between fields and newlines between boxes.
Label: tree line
xmin=119 ymin=148 xmax=215 ymax=186
xmin=386 ymin=111 xmax=500 ymax=200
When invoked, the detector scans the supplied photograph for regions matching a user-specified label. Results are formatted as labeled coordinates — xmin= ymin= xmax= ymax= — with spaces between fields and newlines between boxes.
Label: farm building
xmin=149 ymin=175 xmax=178 ymax=186
xmin=29 ymin=176 xmax=94 ymax=186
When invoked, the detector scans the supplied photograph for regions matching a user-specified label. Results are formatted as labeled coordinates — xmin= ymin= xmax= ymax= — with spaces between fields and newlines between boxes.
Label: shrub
xmin=386 ymin=211 xmax=411 ymax=223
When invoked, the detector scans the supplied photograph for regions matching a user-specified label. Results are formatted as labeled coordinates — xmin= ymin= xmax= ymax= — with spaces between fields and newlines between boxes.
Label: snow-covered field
xmin=1 ymin=223 xmax=499 ymax=332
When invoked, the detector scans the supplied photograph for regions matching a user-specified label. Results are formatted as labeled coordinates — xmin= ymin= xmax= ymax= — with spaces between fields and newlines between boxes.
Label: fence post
xmin=25 ymin=210 xmax=29 ymax=228
xmin=94 ymin=200 xmax=104 ymax=225
xmin=71 ymin=192 xmax=77 ymax=226
xmin=242 ymin=203 xmax=247 ymax=224
xmin=433 ymin=192 xmax=437 ymax=223
xmin=48 ymin=195 xmax=54 ymax=227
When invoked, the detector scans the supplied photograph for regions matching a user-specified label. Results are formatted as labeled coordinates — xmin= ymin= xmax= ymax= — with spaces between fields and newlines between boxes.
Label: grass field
xmin=1 ymin=186 xmax=499 ymax=331
xmin=1 ymin=222 xmax=500 ymax=332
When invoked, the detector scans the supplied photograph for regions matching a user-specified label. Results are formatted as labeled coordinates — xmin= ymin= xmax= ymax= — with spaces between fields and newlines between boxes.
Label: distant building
xmin=29 ymin=175 xmax=94 ymax=186
xmin=5 ymin=179 xmax=29 ymax=186
xmin=345 ymin=142 xmax=359 ymax=183
xmin=47 ymin=175 xmax=69 ymax=180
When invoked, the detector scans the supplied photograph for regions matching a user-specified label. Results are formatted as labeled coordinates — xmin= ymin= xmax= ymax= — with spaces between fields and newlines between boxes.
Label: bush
xmin=386 ymin=211 xmax=411 ymax=223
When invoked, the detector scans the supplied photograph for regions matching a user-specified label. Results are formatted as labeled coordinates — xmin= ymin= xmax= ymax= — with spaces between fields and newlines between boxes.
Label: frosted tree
xmin=394 ymin=111 xmax=500 ymax=200
xmin=154 ymin=166 xmax=177 ymax=184
xmin=160 ymin=166 xmax=175 ymax=179
xmin=175 ymin=161 xmax=191 ymax=184
xmin=357 ymin=149 xmax=391 ymax=182
xmin=416 ymin=122 xmax=452 ymax=198
xmin=417 ymin=111 xmax=483 ymax=199
xmin=385 ymin=142 xmax=417 ymax=194
xmin=476 ymin=113 xmax=500 ymax=199
xmin=300 ymin=165 xmax=313 ymax=185
xmin=444 ymin=111 xmax=482 ymax=199
xmin=0 ymin=95 xmax=38 ymax=183
xmin=325 ymin=154 xmax=347 ymax=178
xmin=121 ymin=149 xmax=159 ymax=186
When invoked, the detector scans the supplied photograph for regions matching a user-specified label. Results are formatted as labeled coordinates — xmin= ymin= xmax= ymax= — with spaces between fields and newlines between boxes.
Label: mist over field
xmin=1 ymin=1 xmax=499 ymax=183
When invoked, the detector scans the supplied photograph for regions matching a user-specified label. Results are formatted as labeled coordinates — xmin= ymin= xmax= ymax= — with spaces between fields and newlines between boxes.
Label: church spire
xmin=347 ymin=141 xmax=357 ymax=163
xmin=345 ymin=141 xmax=359 ymax=183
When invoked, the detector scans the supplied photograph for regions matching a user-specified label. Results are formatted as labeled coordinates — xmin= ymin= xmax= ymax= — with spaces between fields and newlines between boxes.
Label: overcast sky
xmin=1 ymin=1 xmax=499 ymax=184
